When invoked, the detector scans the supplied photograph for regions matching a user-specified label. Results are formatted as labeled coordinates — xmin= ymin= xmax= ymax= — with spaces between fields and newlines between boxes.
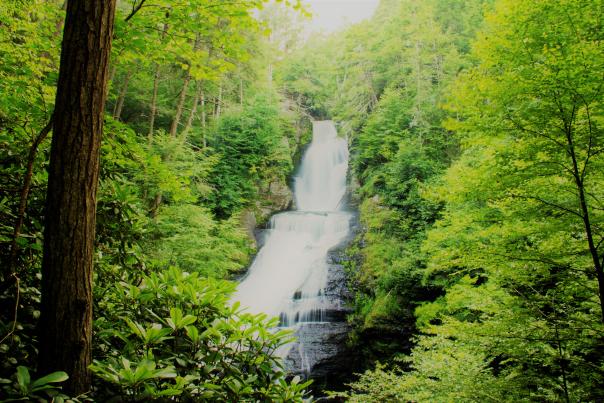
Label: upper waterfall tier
xmin=233 ymin=121 xmax=351 ymax=326
xmin=294 ymin=121 xmax=349 ymax=212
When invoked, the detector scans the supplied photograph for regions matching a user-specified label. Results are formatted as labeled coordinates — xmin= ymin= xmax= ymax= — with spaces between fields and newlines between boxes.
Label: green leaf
xmin=30 ymin=371 xmax=68 ymax=391
xmin=16 ymin=366 xmax=30 ymax=393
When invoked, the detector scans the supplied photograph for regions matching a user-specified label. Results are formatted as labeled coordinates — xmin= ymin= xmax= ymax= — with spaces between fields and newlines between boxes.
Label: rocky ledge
xmin=283 ymin=210 xmax=359 ymax=391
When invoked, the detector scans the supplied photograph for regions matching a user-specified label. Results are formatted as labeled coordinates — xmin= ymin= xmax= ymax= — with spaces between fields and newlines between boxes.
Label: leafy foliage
xmin=280 ymin=0 xmax=488 ymax=366
xmin=92 ymin=267 xmax=310 ymax=401
xmin=304 ymin=0 xmax=604 ymax=401
xmin=0 ymin=366 xmax=69 ymax=402
xmin=208 ymin=93 xmax=293 ymax=217
xmin=0 ymin=0 xmax=311 ymax=400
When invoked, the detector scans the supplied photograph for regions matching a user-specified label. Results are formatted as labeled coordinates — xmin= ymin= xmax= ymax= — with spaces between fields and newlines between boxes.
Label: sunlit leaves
xmin=391 ymin=0 xmax=604 ymax=400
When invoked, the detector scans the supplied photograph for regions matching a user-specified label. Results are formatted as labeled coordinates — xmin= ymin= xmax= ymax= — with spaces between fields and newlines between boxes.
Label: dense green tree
xmin=331 ymin=0 xmax=604 ymax=401
xmin=208 ymin=93 xmax=293 ymax=218
xmin=9 ymin=0 xmax=604 ymax=400
xmin=0 ymin=0 xmax=312 ymax=400
xmin=279 ymin=0 xmax=490 ymax=367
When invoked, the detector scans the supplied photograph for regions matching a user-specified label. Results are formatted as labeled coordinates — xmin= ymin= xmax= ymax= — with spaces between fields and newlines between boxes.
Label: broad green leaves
xmin=0 ymin=366 xmax=69 ymax=401
xmin=92 ymin=267 xmax=310 ymax=401
xmin=91 ymin=357 xmax=177 ymax=385
xmin=166 ymin=307 xmax=197 ymax=331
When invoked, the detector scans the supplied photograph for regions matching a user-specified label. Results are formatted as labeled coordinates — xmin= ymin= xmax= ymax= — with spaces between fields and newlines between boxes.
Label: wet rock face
xmin=240 ymin=179 xmax=294 ymax=248
xmin=240 ymin=210 xmax=258 ymax=248
xmin=257 ymin=179 xmax=294 ymax=220
xmin=283 ymin=211 xmax=360 ymax=390
xmin=285 ymin=322 xmax=353 ymax=379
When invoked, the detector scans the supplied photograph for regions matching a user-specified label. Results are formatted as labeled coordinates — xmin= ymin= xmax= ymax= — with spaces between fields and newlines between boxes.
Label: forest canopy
xmin=1 ymin=0 xmax=604 ymax=401
xmin=281 ymin=0 xmax=604 ymax=400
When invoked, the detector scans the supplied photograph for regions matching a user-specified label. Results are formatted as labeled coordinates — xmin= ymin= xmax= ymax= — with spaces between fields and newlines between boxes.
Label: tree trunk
xmin=566 ymin=127 xmax=604 ymax=323
xmin=148 ymin=21 xmax=169 ymax=141
xmin=267 ymin=32 xmax=273 ymax=87
xmin=150 ymin=192 xmax=163 ymax=218
xmin=183 ymin=81 xmax=202 ymax=136
xmin=169 ymin=33 xmax=199 ymax=137
xmin=169 ymin=71 xmax=191 ymax=137
xmin=214 ymin=81 xmax=223 ymax=120
xmin=200 ymin=88 xmax=206 ymax=147
xmin=38 ymin=0 xmax=117 ymax=395
xmin=109 ymin=63 xmax=117 ymax=84
xmin=148 ymin=64 xmax=160 ymax=141
xmin=53 ymin=2 xmax=67 ymax=37
xmin=200 ymin=88 xmax=206 ymax=129
xmin=113 ymin=68 xmax=132 ymax=120
xmin=267 ymin=62 xmax=273 ymax=88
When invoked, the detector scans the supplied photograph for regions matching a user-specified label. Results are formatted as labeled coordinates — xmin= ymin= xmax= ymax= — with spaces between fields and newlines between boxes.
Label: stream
xmin=233 ymin=120 xmax=355 ymax=384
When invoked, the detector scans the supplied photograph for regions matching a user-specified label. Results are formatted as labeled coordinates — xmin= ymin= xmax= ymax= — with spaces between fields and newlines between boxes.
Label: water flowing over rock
xmin=233 ymin=120 xmax=354 ymax=384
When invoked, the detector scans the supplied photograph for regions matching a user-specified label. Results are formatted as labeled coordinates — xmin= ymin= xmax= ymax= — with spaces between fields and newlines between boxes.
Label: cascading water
xmin=233 ymin=120 xmax=353 ymax=375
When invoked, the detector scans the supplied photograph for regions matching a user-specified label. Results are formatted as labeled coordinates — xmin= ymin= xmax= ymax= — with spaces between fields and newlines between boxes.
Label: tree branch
xmin=124 ymin=0 xmax=147 ymax=22
xmin=8 ymin=116 xmax=53 ymax=276
xmin=510 ymin=193 xmax=584 ymax=220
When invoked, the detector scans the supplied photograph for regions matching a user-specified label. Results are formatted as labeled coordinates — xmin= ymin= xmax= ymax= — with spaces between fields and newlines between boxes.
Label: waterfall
xmin=233 ymin=121 xmax=352 ymax=369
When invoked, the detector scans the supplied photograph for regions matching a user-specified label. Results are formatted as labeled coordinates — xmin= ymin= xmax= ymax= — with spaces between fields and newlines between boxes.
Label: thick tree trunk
xmin=169 ymin=72 xmax=191 ymax=137
xmin=38 ymin=0 xmax=117 ymax=395
xmin=113 ymin=68 xmax=132 ymax=120
xmin=148 ymin=64 xmax=160 ymax=141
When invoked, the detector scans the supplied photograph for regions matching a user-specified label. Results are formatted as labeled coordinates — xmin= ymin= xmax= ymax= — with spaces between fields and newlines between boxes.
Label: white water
xmin=233 ymin=120 xmax=351 ymax=331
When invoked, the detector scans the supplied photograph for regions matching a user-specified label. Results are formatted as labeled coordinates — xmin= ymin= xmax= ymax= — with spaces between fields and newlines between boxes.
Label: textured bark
xmin=38 ymin=0 xmax=117 ymax=395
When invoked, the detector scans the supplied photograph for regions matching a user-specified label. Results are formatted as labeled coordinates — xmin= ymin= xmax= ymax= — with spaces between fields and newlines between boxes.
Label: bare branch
xmin=124 ymin=0 xmax=147 ymax=22
xmin=510 ymin=193 xmax=584 ymax=220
